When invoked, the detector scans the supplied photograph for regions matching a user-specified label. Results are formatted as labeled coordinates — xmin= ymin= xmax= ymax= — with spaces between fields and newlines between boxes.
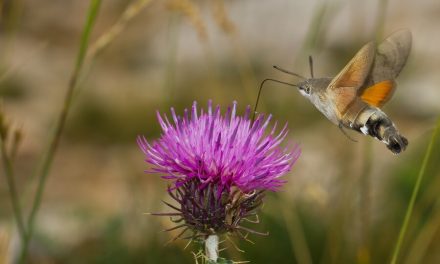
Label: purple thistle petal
xmin=138 ymin=101 xmax=300 ymax=192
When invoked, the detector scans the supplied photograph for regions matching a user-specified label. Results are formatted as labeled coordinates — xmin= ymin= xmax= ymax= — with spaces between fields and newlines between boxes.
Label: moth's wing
xmin=360 ymin=29 xmax=412 ymax=107
xmin=367 ymin=29 xmax=412 ymax=83
xmin=360 ymin=79 xmax=396 ymax=107
xmin=327 ymin=41 xmax=376 ymax=118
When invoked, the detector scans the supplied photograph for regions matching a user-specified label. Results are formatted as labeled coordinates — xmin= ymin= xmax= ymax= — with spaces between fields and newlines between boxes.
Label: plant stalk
xmin=0 ymin=140 xmax=26 ymax=241
xmin=205 ymin=234 xmax=219 ymax=262
xmin=390 ymin=119 xmax=440 ymax=264
xmin=18 ymin=0 xmax=102 ymax=262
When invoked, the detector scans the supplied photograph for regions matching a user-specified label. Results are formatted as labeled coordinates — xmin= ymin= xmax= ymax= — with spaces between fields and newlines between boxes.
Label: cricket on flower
xmin=138 ymin=100 xmax=300 ymax=262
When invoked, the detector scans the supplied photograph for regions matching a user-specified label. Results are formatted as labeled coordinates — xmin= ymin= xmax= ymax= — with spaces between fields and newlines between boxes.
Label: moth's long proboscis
xmin=252 ymin=78 xmax=298 ymax=123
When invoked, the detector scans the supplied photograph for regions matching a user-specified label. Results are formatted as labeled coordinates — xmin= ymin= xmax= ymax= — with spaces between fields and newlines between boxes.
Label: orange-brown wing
xmin=360 ymin=80 xmax=396 ymax=107
xmin=360 ymin=29 xmax=411 ymax=107
xmin=327 ymin=41 xmax=375 ymax=118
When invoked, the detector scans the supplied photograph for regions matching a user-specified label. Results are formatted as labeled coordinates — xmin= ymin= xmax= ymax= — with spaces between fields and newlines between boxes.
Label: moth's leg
xmin=338 ymin=123 xmax=358 ymax=142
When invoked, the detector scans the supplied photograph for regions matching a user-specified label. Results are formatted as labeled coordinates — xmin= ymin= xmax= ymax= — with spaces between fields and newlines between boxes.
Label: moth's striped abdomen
xmin=351 ymin=106 xmax=408 ymax=154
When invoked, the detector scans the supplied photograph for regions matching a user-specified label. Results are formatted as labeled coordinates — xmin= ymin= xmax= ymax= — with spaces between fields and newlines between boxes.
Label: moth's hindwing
xmin=360 ymin=79 xmax=396 ymax=107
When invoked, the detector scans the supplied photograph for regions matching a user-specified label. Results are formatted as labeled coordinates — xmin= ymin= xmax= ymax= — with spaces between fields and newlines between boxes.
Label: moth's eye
xmin=303 ymin=86 xmax=311 ymax=94
xmin=298 ymin=85 xmax=311 ymax=96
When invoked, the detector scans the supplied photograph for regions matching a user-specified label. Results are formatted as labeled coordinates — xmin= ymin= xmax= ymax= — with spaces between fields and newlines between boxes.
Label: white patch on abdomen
xmin=360 ymin=125 xmax=369 ymax=135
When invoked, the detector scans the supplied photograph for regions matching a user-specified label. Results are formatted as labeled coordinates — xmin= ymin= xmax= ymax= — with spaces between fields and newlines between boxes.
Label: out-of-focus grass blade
xmin=19 ymin=0 xmax=102 ymax=262
xmin=390 ymin=118 xmax=440 ymax=264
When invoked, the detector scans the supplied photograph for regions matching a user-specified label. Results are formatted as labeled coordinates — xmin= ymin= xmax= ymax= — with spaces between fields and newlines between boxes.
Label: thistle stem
xmin=205 ymin=234 xmax=219 ymax=262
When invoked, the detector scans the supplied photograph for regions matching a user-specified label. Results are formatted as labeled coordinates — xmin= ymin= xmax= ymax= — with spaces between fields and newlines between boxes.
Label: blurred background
xmin=1 ymin=0 xmax=440 ymax=263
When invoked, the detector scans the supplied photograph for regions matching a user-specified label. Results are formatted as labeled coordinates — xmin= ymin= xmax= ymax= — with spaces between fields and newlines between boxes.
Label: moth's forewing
xmin=362 ymin=29 xmax=412 ymax=89
xmin=326 ymin=42 xmax=376 ymax=118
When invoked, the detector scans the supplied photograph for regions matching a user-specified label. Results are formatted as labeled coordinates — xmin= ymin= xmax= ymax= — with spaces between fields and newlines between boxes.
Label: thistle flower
xmin=138 ymin=100 xmax=300 ymax=261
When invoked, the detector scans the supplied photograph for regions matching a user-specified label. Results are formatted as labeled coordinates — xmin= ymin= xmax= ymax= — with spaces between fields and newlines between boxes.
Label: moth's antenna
xmin=252 ymin=78 xmax=298 ymax=123
xmin=308 ymin=55 xmax=314 ymax=78
xmin=273 ymin=65 xmax=306 ymax=80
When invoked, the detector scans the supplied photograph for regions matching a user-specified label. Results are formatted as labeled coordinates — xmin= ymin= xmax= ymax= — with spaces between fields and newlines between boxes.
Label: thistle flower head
xmin=138 ymin=100 xmax=300 ymax=238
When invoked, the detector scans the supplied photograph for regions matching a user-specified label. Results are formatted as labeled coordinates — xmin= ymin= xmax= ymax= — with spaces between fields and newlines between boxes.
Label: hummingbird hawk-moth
xmin=255 ymin=29 xmax=412 ymax=154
